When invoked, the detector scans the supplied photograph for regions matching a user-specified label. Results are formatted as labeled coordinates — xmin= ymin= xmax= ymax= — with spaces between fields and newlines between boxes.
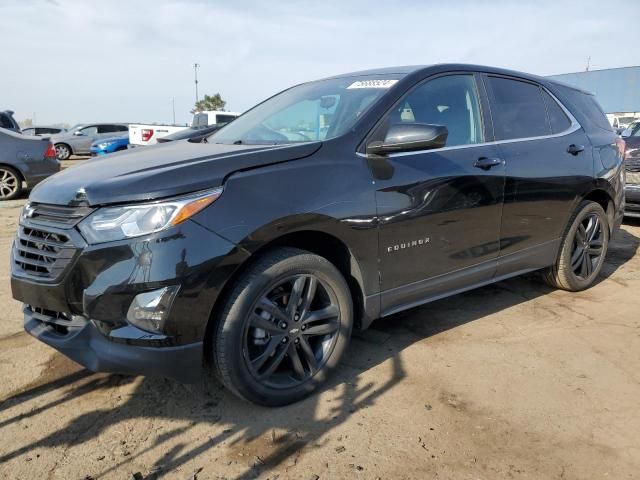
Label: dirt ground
xmin=1 ymin=168 xmax=639 ymax=479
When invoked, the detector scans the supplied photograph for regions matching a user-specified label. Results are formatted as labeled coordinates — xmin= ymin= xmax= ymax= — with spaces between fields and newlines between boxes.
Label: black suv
xmin=11 ymin=65 xmax=625 ymax=406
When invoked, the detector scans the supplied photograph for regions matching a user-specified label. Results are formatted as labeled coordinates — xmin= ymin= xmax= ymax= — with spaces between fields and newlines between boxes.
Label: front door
xmin=73 ymin=125 xmax=99 ymax=153
xmin=371 ymin=74 xmax=505 ymax=315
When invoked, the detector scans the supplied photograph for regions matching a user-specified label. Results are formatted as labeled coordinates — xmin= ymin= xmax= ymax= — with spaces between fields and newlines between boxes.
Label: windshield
xmin=209 ymin=75 xmax=403 ymax=145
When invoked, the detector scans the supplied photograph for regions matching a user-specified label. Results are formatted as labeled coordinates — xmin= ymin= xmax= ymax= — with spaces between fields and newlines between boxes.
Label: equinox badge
xmin=386 ymin=237 xmax=431 ymax=253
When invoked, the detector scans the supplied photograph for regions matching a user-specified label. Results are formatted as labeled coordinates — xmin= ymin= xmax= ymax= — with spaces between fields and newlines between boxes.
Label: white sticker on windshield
xmin=347 ymin=79 xmax=398 ymax=89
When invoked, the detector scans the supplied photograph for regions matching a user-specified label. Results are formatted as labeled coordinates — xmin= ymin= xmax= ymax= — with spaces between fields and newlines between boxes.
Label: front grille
xmin=14 ymin=227 xmax=76 ymax=278
xmin=12 ymin=203 xmax=91 ymax=279
xmin=25 ymin=203 xmax=94 ymax=228
xmin=27 ymin=306 xmax=87 ymax=334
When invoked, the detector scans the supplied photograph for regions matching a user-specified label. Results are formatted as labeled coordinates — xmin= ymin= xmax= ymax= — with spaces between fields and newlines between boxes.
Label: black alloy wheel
xmin=543 ymin=200 xmax=609 ymax=291
xmin=212 ymin=247 xmax=353 ymax=406
xmin=244 ymin=274 xmax=340 ymax=389
xmin=570 ymin=213 xmax=604 ymax=280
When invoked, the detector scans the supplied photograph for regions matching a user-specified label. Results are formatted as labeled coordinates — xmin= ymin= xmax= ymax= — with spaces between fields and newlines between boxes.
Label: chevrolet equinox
xmin=11 ymin=65 xmax=625 ymax=406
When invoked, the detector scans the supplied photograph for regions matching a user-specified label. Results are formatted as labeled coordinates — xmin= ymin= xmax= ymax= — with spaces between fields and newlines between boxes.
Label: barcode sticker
xmin=347 ymin=80 xmax=399 ymax=89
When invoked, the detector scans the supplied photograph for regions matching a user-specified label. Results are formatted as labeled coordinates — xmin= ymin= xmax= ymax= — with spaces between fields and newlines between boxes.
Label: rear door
xmin=373 ymin=73 xmax=505 ymax=314
xmin=482 ymin=75 xmax=593 ymax=275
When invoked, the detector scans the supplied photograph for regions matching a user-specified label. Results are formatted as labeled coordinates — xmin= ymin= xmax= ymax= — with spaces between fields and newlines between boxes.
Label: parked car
xmin=129 ymin=111 xmax=239 ymax=147
xmin=0 ymin=127 xmax=59 ymax=200
xmin=22 ymin=126 xmax=66 ymax=136
xmin=89 ymin=135 xmax=130 ymax=156
xmin=11 ymin=64 xmax=624 ymax=406
xmin=1 ymin=110 xmax=21 ymax=133
xmin=156 ymin=123 xmax=226 ymax=143
xmin=621 ymin=121 xmax=640 ymax=217
xmin=50 ymin=123 xmax=129 ymax=160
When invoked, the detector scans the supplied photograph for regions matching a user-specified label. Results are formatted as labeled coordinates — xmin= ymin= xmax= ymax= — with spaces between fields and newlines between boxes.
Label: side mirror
xmin=73 ymin=130 xmax=84 ymax=136
xmin=367 ymin=123 xmax=448 ymax=155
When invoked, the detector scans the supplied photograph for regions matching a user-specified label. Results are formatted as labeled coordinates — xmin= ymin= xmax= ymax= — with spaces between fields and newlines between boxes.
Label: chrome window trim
xmin=359 ymin=84 xmax=582 ymax=159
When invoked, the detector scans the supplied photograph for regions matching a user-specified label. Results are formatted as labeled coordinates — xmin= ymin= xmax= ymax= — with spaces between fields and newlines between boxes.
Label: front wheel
xmin=211 ymin=247 xmax=353 ymax=406
xmin=543 ymin=200 xmax=610 ymax=291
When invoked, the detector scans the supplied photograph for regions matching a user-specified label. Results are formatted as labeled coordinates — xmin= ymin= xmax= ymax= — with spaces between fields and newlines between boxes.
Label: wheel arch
xmin=203 ymin=229 xmax=369 ymax=366
xmin=0 ymin=163 xmax=25 ymax=182
xmin=583 ymin=188 xmax=615 ymax=233
xmin=54 ymin=142 xmax=73 ymax=155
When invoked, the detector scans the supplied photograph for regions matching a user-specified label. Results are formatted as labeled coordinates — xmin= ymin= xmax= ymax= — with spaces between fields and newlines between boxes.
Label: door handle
xmin=474 ymin=157 xmax=503 ymax=170
xmin=567 ymin=144 xmax=585 ymax=155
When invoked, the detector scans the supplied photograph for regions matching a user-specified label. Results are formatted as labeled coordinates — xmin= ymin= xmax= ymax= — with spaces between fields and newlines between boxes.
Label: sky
xmin=2 ymin=0 xmax=639 ymax=126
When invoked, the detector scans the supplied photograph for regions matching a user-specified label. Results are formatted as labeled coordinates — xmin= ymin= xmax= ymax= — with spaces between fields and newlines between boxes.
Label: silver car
xmin=51 ymin=123 xmax=129 ymax=160
xmin=0 ymin=127 xmax=60 ymax=200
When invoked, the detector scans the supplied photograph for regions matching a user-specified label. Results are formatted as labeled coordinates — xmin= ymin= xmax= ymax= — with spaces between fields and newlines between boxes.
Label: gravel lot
xmin=0 ymin=162 xmax=639 ymax=479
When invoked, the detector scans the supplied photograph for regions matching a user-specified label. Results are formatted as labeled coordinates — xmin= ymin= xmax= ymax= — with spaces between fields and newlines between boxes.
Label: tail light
xmin=141 ymin=129 xmax=154 ymax=142
xmin=44 ymin=142 xmax=56 ymax=159
xmin=616 ymin=137 xmax=626 ymax=161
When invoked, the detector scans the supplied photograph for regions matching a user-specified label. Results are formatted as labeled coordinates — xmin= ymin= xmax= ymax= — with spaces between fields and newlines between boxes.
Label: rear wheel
xmin=0 ymin=166 xmax=23 ymax=200
xmin=55 ymin=143 xmax=71 ymax=160
xmin=543 ymin=200 xmax=609 ymax=291
xmin=211 ymin=247 xmax=353 ymax=406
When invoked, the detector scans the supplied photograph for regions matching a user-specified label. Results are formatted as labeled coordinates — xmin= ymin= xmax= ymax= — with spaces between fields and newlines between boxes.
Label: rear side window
xmin=541 ymin=90 xmax=571 ymax=134
xmin=115 ymin=125 xmax=128 ymax=132
xmin=554 ymin=86 xmax=612 ymax=132
xmin=98 ymin=125 xmax=122 ymax=133
xmin=571 ymin=92 xmax=611 ymax=131
xmin=487 ymin=76 xmax=549 ymax=140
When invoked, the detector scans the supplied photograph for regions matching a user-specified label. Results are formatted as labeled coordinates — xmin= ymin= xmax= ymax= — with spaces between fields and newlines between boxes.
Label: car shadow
xmin=0 ymin=226 xmax=638 ymax=479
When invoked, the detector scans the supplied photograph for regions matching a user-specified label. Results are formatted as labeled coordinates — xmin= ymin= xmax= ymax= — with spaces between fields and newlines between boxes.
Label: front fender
xmin=190 ymin=155 xmax=380 ymax=297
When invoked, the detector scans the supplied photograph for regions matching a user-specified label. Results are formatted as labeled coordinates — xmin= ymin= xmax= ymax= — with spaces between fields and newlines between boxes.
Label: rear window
xmin=487 ymin=76 xmax=549 ymax=140
xmin=192 ymin=113 xmax=208 ymax=128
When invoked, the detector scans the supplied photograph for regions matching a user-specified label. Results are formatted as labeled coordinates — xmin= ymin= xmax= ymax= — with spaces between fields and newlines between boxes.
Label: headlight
xmin=97 ymin=142 xmax=110 ymax=149
xmin=78 ymin=187 xmax=222 ymax=244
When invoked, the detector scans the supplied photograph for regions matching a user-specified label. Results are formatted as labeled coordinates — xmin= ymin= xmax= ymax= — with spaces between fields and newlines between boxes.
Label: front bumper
xmin=24 ymin=305 xmax=203 ymax=382
xmin=11 ymin=214 xmax=250 ymax=382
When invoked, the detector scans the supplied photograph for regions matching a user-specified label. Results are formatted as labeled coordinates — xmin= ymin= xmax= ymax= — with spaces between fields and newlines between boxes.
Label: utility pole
xmin=585 ymin=56 xmax=591 ymax=72
xmin=171 ymin=97 xmax=176 ymax=124
xmin=193 ymin=63 xmax=200 ymax=104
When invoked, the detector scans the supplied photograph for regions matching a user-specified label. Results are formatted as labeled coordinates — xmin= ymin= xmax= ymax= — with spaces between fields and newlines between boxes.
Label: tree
xmin=191 ymin=93 xmax=226 ymax=113
xmin=19 ymin=118 xmax=33 ymax=128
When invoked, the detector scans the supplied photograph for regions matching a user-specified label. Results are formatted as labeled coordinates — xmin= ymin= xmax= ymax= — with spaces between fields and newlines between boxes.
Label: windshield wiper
xmin=232 ymin=139 xmax=243 ymax=145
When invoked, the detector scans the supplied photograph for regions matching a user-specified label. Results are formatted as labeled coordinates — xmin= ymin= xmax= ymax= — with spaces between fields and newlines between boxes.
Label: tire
xmin=55 ymin=143 xmax=71 ymax=160
xmin=211 ymin=247 xmax=353 ymax=406
xmin=0 ymin=166 xmax=23 ymax=201
xmin=543 ymin=200 xmax=609 ymax=291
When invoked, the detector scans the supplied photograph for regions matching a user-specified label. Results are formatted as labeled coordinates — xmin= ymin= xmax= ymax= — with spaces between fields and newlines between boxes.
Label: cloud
xmin=3 ymin=0 xmax=638 ymax=124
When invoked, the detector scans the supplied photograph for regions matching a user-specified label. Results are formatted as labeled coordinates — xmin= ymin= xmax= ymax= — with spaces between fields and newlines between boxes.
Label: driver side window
xmin=387 ymin=75 xmax=484 ymax=147
xmin=80 ymin=126 xmax=98 ymax=136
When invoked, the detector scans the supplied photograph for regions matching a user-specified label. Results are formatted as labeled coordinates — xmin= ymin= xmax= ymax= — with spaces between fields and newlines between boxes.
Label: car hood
xmin=30 ymin=140 xmax=322 ymax=206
